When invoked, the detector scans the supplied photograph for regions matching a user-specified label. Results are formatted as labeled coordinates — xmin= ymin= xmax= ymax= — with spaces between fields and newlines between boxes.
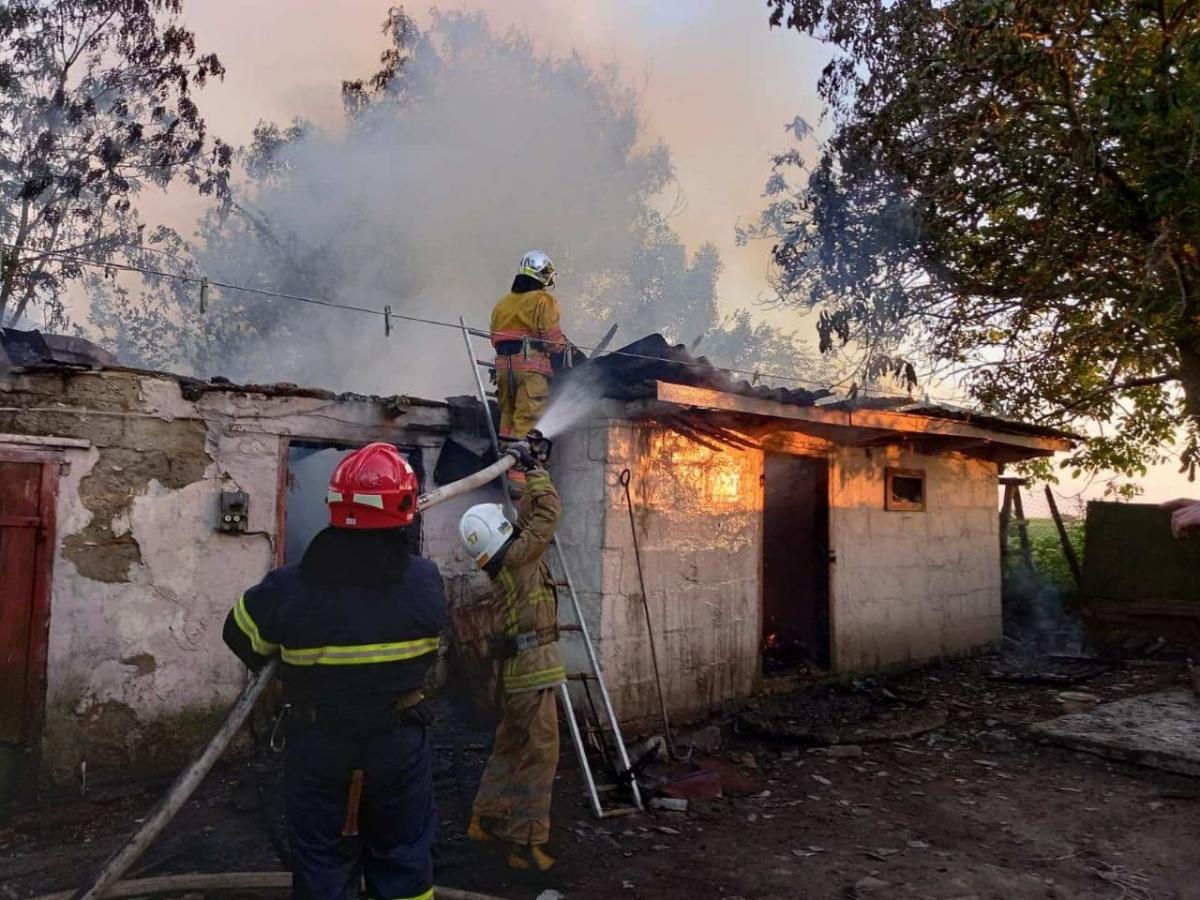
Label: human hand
xmin=504 ymin=441 xmax=537 ymax=471
xmin=1162 ymin=498 xmax=1200 ymax=538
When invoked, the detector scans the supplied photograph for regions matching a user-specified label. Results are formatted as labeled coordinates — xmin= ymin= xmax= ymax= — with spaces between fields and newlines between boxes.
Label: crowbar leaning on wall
xmin=618 ymin=467 xmax=677 ymax=759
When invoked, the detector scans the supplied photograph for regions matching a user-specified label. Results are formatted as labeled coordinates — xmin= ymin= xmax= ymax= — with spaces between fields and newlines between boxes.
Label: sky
xmin=175 ymin=0 xmax=826 ymax=312
xmin=164 ymin=0 xmax=1192 ymax=504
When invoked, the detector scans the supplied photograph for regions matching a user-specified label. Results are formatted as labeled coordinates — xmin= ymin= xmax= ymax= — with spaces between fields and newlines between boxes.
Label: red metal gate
xmin=0 ymin=450 xmax=57 ymax=746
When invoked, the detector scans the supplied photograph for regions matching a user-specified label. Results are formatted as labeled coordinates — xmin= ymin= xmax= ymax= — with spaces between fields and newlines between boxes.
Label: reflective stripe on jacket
xmin=491 ymin=468 xmax=566 ymax=693
xmin=223 ymin=557 xmax=447 ymax=707
xmin=491 ymin=289 xmax=566 ymax=374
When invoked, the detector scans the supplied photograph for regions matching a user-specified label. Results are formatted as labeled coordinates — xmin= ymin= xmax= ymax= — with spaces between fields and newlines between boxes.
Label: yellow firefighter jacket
xmin=491 ymin=467 xmax=567 ymax=693
xmin=490 ymin=289 xmax=566 ymax=376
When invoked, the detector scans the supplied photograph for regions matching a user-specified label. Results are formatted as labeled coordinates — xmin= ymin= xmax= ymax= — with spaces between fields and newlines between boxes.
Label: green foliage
xmin=759 ymin=0 xmax=1200 ymax=479
xmin=0 ymin=0 xmax=230 ymax=328
xmin=1005 ymin=517 xmax=1084 ymax=592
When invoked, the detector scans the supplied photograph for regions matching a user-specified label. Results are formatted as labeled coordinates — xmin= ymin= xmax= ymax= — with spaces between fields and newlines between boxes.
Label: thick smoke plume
xmin=91 ymin=9 xmax=818 ymax=399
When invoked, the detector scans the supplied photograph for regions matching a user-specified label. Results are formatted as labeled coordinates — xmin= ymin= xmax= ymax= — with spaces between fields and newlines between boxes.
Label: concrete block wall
xmin=829 ymin=446 xmax=1002 ymax=672
xmin=579 ymin=420 xmax=763 ymax=723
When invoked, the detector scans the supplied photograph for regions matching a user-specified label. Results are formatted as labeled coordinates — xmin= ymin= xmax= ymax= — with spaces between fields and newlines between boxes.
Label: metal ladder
xmin=458 ymin=318 xmax=643 ymax=818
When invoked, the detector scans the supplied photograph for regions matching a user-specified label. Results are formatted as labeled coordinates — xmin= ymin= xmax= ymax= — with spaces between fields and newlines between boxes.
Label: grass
xmin=1004 ymin=516 xmax=1085 ymax=592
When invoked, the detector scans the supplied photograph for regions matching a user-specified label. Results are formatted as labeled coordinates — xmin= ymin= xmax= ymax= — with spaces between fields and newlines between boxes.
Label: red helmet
xmin=326 ymin=442 xmax=418 ymax=529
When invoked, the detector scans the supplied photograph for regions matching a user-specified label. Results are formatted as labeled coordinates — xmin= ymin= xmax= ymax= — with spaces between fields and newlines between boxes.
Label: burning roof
xmin=586 ymin=333 xmax=1076 ymax=444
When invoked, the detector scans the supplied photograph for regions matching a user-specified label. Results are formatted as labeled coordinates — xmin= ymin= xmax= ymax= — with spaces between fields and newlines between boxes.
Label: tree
xmin=94 ymin=7 xmax=822 ymax=395
xmin=758 ymin=0 xmax=1200 ymax=479
xmin=0 ymin=0 xmax=230 ymax=328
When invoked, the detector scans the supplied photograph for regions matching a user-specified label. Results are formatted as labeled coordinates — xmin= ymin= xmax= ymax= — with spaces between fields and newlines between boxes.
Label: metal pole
xmin=619 ymin=468 xmax=674 ymax=756
xmin=1044 ymin=486 xmax=1082 ymax=586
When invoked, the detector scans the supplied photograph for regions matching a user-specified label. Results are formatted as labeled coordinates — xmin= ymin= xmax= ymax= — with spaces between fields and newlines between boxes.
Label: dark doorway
xmin=762 ymin=453 xmax=830 ymax=674
xmin=283 ymin=441 xmax=424 ymax=564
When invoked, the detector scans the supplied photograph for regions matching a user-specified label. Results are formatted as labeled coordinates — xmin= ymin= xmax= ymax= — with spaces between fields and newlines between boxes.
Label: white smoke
xmin=179 ymin=10 xmax=678 ymax=399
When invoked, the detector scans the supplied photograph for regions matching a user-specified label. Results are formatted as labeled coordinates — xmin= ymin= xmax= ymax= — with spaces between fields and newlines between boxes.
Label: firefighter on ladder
xmin=223 ymin=443 xmax=446 ymax=900
xmin=490 ymin=250 xmax=569 ymax=493
xmin=459 ymin=442 xmax=564 ymax=871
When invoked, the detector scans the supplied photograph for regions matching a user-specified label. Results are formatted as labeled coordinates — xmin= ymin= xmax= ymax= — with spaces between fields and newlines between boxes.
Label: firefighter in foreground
xmin=459 ymin=443 xmax=565 ymax=871
xmin=223 ymin=443 xmax=446 ymax=900
xmin=491 ymin=249 xmax=568 ymax=491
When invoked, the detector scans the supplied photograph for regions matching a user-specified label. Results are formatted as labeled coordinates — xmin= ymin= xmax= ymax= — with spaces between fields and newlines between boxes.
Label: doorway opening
xmin=761 ymin=453 xmax=830 ymax=676
xmin=283 ymin=441 xmax=424 ymax=564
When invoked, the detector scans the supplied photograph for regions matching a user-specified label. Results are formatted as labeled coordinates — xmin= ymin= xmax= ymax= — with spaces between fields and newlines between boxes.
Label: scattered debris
xmin=989 ymin=656 xmax=1111 ymax=686
xmin=677 ymin=724 xmax=722 ymax=753
xmin=738 ymin=706 xmax=947 ymax=746
xmin=1056 ymin=691 xmax=1100 ymax=714
xmin=854 ymin=875 xmax=891 ymax=892
xmin=649 ymin=797 xmax=688 ymax=812
xmin=660 ymin=768 xmax=722 ymax=800
xmin=823 ymin=745 xmax=863 ymax=758
xmin=865 ymin=848 xmax=899 ymax=861
xmin=536 ymin=891 xmax=566 ymax=900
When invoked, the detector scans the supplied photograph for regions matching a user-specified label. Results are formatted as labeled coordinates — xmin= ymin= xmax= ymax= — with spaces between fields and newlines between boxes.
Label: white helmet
xmin=459 ymin=503 xmax=515 ymax=568
xmin=519 ymin=250 xmax=556 ymax=288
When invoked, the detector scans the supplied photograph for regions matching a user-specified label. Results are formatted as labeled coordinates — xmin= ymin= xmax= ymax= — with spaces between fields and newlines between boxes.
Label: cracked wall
xmin=1 ymin=368 xmax=453 ymax=785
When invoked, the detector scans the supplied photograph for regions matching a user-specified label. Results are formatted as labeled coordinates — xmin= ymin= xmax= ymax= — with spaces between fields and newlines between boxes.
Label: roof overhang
xmin=636 ymin=381 xmax=1073 ymax=461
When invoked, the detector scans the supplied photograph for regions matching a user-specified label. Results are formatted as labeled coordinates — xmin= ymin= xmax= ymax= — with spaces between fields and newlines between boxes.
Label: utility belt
xmin=285 ymin=689 xmax=430 ymax=734
xmin=494 ymin=339 xmax=536 ymax=356
xmin=489 ymin=625 xmax=559 ymax=659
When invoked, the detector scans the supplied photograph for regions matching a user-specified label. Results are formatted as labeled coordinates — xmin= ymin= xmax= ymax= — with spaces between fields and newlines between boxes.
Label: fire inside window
xmin=885 ymin=468 xmax=926 ymax=512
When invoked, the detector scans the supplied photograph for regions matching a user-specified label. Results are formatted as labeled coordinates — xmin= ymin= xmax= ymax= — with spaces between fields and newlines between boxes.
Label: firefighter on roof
xmin=490 ymin=250 xmax=569 ymax=490
xmin=223 ymin=443 xmax=446 ymax=900
xmin=458 ymin=442 xmax=564 ymax=871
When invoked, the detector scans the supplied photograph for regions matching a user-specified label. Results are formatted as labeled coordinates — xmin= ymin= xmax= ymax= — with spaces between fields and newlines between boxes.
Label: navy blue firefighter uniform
xmin=224 ymin=443 xmax=447 ymax=900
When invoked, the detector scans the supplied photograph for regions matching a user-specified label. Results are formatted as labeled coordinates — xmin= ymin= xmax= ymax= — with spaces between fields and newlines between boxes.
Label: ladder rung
xmin=599 ymin=806 xmax=641 ymax=819
xmin=552 ymin=580 xmax=570 ymax=588
xmin=568 ymin=672 xmax=598 ymax=682
xmin=475 ymin=359 xmax=496 ymax=369
xmin=559 ymin=624 xmax=581 ymax=632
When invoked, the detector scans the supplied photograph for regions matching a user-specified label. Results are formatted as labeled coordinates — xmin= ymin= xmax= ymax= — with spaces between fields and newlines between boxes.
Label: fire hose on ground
xmin=67 ymin=454 xmax=518 ymax=900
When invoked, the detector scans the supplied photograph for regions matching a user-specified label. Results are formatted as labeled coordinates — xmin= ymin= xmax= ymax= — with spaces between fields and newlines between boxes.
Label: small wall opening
xmin=885 ymin=467 xmax=926 ymax=512
xmin=284 ymin=441 xmax=424 ymax=563
xmin=762 ymin=453 xmax=830 ymax=675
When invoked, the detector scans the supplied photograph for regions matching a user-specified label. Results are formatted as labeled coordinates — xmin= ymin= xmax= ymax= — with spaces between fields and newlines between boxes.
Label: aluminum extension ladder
xmin=458 ymin=318 xmax=642 ymax=818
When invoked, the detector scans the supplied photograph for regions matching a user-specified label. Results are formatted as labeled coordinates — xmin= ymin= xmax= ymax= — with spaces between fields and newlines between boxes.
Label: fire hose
xmin=69 ymin=453 xmax=518 ymax=900
xmin=41 ymin=873 xmax=505 ymax=900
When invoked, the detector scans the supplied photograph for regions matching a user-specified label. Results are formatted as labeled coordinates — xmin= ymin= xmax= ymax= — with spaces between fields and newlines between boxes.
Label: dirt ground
xmin=3 ymin=655 xmax=1199 ymax=900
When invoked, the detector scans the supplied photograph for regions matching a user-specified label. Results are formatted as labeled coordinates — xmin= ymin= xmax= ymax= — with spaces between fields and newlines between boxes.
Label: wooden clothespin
xmin=199 ymin=277 xmax=210 ymax=314
xmin=384 ymin=305 xmax=393 ymax=337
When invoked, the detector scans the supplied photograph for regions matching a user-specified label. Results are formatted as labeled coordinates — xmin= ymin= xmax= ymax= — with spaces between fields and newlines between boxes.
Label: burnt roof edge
xmin=650 ymin=380 xmax=1077 ymax=454
xmin=5 ymin=361 xmax=447 ymax=411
